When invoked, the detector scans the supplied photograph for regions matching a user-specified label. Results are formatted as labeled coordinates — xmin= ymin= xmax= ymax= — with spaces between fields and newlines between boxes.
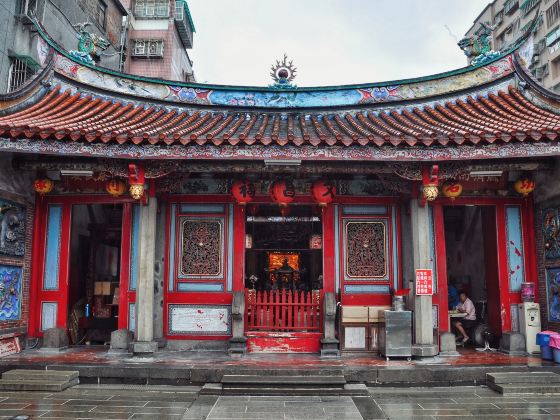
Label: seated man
xmin=453 ymin=290 xmax=477 ymax=344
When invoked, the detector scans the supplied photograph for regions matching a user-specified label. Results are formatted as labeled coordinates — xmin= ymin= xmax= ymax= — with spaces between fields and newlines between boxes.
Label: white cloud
xmin=187 ymin=0 xmax=490 ymax=86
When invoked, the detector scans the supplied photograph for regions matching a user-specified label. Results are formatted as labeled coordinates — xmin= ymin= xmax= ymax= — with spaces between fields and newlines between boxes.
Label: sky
xmin=187 ymin=0 xmax=491 ymax=87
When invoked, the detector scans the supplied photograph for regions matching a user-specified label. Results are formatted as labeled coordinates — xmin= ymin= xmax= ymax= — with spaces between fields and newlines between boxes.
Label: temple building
xmin=0 ymin=18 xmax=559 ymax=358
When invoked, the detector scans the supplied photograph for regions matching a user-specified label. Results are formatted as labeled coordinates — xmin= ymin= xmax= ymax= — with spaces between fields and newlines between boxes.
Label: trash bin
xmin=537 ymin=331 xmax=555 ymax=360
xmin=548 ymin=333 xmax=560 ymax=363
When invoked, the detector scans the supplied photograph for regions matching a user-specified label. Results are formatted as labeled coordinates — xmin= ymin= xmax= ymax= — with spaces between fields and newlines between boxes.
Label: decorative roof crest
xmin=269 ymin=54 xmax=297 ymax=89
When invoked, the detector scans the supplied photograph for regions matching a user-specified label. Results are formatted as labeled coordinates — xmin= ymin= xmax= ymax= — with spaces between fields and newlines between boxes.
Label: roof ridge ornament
xmin=458 ymin=22 xmax=501 ymax=67
xmin=69 ymin=22 xmax=110 ymax=66
xmin=270 ymin=54 xmax=297 ymax=89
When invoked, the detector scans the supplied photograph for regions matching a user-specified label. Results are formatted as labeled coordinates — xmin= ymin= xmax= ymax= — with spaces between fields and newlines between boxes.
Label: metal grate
xmin=7 ymin=58 xmax=33 ymax=93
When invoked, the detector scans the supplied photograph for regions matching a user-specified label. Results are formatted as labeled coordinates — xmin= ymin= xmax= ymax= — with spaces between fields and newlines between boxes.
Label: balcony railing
xmin=174 ymin=1 xmax=195 ymax=49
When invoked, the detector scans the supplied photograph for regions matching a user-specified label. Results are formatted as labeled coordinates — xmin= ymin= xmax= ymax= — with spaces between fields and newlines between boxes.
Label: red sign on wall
xmin=415 ymin=269 xmax=433 ymax=295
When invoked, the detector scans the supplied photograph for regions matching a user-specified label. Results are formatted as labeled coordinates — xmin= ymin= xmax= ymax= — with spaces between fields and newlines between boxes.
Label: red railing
xmin=245 ymin=289 xmax=323 ymax=333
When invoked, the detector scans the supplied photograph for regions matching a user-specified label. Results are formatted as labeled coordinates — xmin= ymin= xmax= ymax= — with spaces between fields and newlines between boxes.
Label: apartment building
xmin=0 ymin=0 xmax=195 ymax=94
xmin=464 ymin=0 xmax=560 ymax=90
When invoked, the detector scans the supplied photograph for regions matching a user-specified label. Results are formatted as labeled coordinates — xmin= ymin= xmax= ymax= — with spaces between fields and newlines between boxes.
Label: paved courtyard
xmin=1 ymin=384 xmax=560 ymax=419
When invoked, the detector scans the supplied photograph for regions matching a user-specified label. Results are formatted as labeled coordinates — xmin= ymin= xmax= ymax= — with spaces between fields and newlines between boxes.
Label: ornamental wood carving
xmin=344 ymin=221 xmax=387 ymax=279
xmin=180 ymin=219 xmax=223 ymax=277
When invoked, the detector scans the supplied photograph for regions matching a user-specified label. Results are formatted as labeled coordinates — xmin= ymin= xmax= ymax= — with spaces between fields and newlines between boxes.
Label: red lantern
xmin=514 ymin=178 xmax=535 ymax=197
xmin=105 ymin=179 xmax=126 ymax=197
xmin=441 ymin=180 xmax=463 ymax=201
xmin=33 ymin=178 xmax=54 ymax=195
xmin=248 ymin=203 xmax=259 ymax=216
xmin=270 ymin=180 xmax=295 ymax=206
xmin=311 ymin=180 xmax=336 ymax=207
xmin=231 ymin=180 xmax=255 ymax=205
xmin=280 ymin=205 xmax=291 ymax=217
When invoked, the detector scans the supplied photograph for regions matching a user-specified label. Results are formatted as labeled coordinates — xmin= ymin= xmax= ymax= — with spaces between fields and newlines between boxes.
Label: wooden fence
xmin=245 ymin=289 xmax=323 ymax=333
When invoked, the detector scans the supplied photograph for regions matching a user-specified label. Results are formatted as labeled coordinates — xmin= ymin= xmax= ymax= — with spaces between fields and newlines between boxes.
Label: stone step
xmin=488 ymin=382 xmax=560 ymax=395
xmin=221 ymin=386 xmax=367 ymax=396
xmin=2 ymin=369 xmax=79 ymax=382
xmin=221 ymin=375 xmax=346 ymax=387
xmin=487 ymin=371 xmax=560 ymax=384
xmin=0 ymin=377 xmax=79 ymax=392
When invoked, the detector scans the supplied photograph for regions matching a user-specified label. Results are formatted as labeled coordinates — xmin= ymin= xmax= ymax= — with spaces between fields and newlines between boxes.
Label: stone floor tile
xmin=63 ymin=398 xmax=148 ymax=407
xmin=39 ymin=411 xmax=131 ymax=419
xmin=129 ymin=415 xmax=184 ymax=419
xmin=468 ymin=407 xmax=549 ymax=416
xmin=419 ymin=402 xmax=497 ymax=409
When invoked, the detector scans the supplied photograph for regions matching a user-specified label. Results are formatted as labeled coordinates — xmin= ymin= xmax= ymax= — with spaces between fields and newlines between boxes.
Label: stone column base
xmin=39 ymin=328 xmax=68 ymax=352
xmin=228 ymin=336 xmax=248 ymax=357
xmin=411 ymin=343 xmax=438 ymax=357
xmin=320 ymin=338 xmax=340 ymax=357
xmin=499 ymin=332 xmax=526 ymax=356
xmin=439 ymin=332 xmax=459 ymax=357
xmin=132 ymin=341 xmax=158 ymax=356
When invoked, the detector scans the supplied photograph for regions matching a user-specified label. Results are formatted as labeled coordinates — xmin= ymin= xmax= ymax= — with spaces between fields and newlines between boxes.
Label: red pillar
xmin=322 ymin=205 xmax=335 ymax=294
xmin=232 ymin=204 xmax=246 ymax=291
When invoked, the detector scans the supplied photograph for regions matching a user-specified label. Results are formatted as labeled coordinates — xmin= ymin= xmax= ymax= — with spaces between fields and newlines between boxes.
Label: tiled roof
xmin=1 ymin=85 xmax=559 ymax=147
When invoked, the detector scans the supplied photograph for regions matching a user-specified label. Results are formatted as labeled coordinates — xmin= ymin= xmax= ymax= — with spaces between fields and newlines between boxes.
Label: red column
xmin=27 ymin=195 xmax=44 ymax=337
xmin=232 ymin=204 xmax=246 ymax=291
xmin=322 ymin=205 xmax=335 ymax=294
xmin=496 ymin=204 xmax=512 ymax=333
xmin=433 ymin=204 xmax=449 ymax=332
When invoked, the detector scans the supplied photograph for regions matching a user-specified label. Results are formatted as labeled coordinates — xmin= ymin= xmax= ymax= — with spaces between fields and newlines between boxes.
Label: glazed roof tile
xmin=1 ymin=84 xmax=559 ymax=147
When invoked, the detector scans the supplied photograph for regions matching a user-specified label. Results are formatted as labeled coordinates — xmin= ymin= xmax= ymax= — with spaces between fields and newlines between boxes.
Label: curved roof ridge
xmin=33 ymin=17 xmax=520 ymax=93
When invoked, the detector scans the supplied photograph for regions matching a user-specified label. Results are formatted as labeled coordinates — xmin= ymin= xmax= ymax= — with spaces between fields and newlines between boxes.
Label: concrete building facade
xmin=0 ymin=0 xmax=195 ymax=94
xmin=464 ymin=0 xmax=560 ymax=90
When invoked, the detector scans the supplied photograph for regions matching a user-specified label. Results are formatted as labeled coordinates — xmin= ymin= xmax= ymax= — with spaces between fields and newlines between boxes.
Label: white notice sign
xmin=169 ymin=305 xmax=231 ymax=335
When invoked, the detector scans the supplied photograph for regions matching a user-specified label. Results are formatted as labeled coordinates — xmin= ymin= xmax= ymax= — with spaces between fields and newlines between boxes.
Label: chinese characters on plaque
xmin=415 ymin=269 xmax=433 ymax=295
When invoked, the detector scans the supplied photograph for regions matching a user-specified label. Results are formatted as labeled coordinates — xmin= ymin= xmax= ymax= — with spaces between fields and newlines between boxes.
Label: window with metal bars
xmin=7 ymin=58 xmax=33 ymax=93
xmin=134 ymin=0 xmax=170 ymax=18
xmin=504 ymin=0 xmax=519 ymax=15
xmin=132 ymin=39 xmax=164 ymax=57
xmin=547 ymin=1 xmax=560 ymax=27
xmin=95 ymin=0 xmax=107 ymax=29
xmin=521 ymin=0 xmax=541 ymax=16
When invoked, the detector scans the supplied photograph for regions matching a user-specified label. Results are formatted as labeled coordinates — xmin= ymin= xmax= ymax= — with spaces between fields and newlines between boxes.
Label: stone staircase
xmin=0 ymin=369 xmax=79 ymax=391
xmin=217 ymin=374 xmax=366 ymax=396
xmin=487 ymin=371 xmax=560 ymax=394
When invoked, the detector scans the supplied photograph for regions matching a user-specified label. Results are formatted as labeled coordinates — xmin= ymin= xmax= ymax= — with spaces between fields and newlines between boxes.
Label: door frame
xmin=28 ymin=194 xmax=135 ymax=338
xmin=433 ymin=196 xmax=537 ymax=335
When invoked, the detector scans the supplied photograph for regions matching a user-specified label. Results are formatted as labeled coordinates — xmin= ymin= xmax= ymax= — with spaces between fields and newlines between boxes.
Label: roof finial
xmin=270 ymin=54 xmax=297 ymax=89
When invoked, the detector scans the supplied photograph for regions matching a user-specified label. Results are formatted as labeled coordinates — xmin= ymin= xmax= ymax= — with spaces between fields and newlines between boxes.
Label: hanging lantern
xmin=514 ymin=177 xmax=535 ymax=197
xmin=231 ymin=180 xmax=255 ymax=205
xmin=33 ymin=178 xmax=54 ymax=195
xmin=309 ymin=234 xmax=322 ymax=250
xmin=311 ymin=180 xmax=336 ymax=207
xmin=441 ymin=180 xmax=463 ymax=201
xmin=105 ymin=179 xmax=126 ymax=197
xmin=279 ymin=205 xmax=291 ymax=217
xmin=248 ymin=203 xmax=260 ymax=216
xmin=128 ymin=163 xmax=145 ymax=200
xmin=270 ymin=180 xmax=295 ymax=206
xmin=422 ymin=185 xmax=439 ymax=202
xmin=245 ymin=233 xmax=253 ymax=249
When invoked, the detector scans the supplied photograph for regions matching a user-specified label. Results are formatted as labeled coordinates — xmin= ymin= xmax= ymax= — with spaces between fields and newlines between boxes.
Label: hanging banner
xmin=415 ymin=269 xmax=433 ymax=295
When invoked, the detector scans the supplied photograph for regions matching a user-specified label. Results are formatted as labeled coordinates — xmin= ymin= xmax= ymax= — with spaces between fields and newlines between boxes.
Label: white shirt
xmin=456 ymin=298 xmax=476 ymax=320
